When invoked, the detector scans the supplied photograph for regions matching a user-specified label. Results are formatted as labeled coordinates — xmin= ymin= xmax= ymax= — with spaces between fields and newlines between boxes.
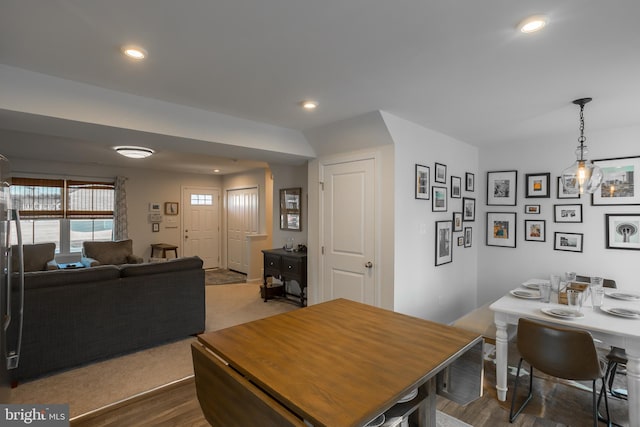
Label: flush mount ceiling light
xmin=301 ymin=100 xmax=318 ymax=111
xmin=517 ymin=15 xmax=548 ymax=33
xmin=560 ymin=98 xmax=603 ymax=195
xmin=114 ymin=146 xmax=154 ymax=159
xmin=121 ymin=45 xmax=148 ymax=60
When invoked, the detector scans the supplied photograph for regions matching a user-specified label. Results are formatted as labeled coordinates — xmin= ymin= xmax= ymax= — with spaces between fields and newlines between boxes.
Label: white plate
xmin=600 ymin=306 xmax=640 ymax=318
xmin=606 ymin=291 xmax=640 ymax=301
xmin=541 ymin=307 xmax=584 ymax=319
xmin=522 ymin=278 xmax=549 ymax=290
xmin=365 ymin=413 xmax=385 ymax=427
xmin=510 ymin=289 xmax=540 ymax=299
xmin=397 ymin=388 xmax=418 ymax=403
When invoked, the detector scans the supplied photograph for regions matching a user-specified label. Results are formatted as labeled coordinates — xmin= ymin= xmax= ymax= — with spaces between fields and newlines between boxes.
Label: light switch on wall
xmin=419 ymin=223 xmax=427 ymax=234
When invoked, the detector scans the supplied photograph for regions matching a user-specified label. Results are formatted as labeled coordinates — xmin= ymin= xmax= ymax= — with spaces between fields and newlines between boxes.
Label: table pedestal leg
xmin=494 ymin=313 xmax=509 ymax=402
xmin=416 ymin=378 xmax=436 ymax=427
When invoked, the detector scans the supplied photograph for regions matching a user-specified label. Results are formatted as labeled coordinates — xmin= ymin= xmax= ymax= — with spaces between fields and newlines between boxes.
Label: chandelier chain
xmin=578 ymin=104 xmax=586 ymax=145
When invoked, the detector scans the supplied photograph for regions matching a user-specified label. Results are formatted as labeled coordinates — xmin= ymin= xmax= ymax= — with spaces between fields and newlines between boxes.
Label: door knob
xmin=365 ymin=262 xmax=373 ymax=268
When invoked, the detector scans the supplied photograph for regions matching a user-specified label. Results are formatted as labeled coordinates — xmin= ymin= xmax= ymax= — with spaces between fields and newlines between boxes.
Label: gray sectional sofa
xmin=8 ymin=256 xmax=205 ymax=384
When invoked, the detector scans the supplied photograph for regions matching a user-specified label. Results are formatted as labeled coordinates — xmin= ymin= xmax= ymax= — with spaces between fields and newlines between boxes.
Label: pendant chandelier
xmin=560 ymin=97 xmax=603 ymax=195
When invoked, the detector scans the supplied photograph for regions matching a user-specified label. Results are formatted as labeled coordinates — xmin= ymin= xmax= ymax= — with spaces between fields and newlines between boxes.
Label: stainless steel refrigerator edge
xmin=1 ymin=154 xmax=24 ymax=402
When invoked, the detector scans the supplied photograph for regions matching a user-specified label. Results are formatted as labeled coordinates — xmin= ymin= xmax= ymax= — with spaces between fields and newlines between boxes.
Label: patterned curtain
xmin=113 ymin=176 xmax=128 ymax=240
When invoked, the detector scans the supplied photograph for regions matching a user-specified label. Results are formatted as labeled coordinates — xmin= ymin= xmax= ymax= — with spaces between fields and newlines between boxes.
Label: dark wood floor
xmin=70 ymin=361 xmax=629 ymax=427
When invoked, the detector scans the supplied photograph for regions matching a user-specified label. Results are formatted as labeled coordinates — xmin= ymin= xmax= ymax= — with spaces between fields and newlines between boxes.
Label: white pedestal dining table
xmin=491 ymin=289 xmax=640 ymax=427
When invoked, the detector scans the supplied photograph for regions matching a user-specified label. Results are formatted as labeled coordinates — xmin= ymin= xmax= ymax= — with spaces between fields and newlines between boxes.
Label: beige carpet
xmin=9 ymin=283 xmax=298 ymax=418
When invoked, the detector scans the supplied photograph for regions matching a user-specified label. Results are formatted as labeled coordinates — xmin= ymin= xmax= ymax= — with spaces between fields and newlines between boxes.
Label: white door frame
xmin=318 ymin=150 xmax=382 ymax=306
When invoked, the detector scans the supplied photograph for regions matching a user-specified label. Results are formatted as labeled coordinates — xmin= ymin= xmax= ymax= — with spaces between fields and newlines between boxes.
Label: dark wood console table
xmin=261 ymin=248 xmax=307 ymax=306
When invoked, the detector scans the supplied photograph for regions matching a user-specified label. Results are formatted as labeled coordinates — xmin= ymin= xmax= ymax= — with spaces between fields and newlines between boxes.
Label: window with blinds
xmin=67 ymin=180 xmax=115 ymax=218
xmin=10 ymin=178 xmax=64 ymax=218
xmin=10 ymin=178 xmax=114 ymax=219
xmin=9 ymin=177 xmax=115 ymax=252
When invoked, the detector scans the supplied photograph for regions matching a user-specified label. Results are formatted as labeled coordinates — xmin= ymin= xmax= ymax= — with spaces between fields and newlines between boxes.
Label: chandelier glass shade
xmin=560 ymin=98 xmax=603 ymax=195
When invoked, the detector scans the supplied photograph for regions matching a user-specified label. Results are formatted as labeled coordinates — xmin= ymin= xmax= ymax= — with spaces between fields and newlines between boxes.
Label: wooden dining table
xmin=195 ymin=298 xmax=483 ymax=427
xmin=490 ymin=287 xmax=640 ymax=427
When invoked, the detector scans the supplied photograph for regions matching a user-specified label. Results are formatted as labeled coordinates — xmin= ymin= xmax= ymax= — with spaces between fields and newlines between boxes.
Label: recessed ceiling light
xmin=517 ymin=15 xmax=548 ymax=33
xmin=301 ymin=100 xmax=318 ymax=111
xmin=121 ymin=45 xmax=148 ymax=60
xmin=114 ymin=146 xmax=154 ymax=159
xmin=213 ymin=169 xmax=221 ymax=173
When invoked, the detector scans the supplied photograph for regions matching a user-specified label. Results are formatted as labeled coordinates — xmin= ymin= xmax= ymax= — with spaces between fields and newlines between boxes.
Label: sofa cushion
xmin=119 ymin=256 xmax=203 ymax=277
xmin=12 ymin=243 xmax=57 ymax=273
xmin=23 ymin=265 xmax=121 ymax=290
xmin=83 ymin=239 xmax=135 ymax=265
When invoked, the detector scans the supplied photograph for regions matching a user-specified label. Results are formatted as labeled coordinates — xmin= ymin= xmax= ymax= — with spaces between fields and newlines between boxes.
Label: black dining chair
xmin=509 ymin=318 xmax=611 ymax=426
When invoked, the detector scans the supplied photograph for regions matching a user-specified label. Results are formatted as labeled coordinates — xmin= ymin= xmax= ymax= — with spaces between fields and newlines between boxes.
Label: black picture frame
xmin=524 ymin=219 xmax=546 ymax=242
xmin=525 ymin=172 xmax=551 ymax=198
xmin=432 ymin=186 xmax=448 ymax=212
xmin=605 ymin=213 xmax=640 ymax=250
xmin=451 ymin=175 xmax=462 ymax=198
xmin=457 ymin=236 xmax=464 ymax=246
xmin=152 ymin=223 xmax=160 ymax=232
xmin=557 ymin=176 xmax=581 ymax=199
xmin=434 ymin=162 xmax=447 ymax=184
xmin=462 ymin=197 xmax=475 ymax=221
xmin=453 ymin=212 xmax=463 ymax=232
xmin=554 ymin=232 xmax=583 ymax=252
xmin=592 ymin=155 xmax=640 ymax=206
xmin=415 ymin=164 xmax=430 ymax=200
xmin=465 ymin=172 xmax=475 ymax=192
xmin=464 ymin=227 xmax=472 ymax=248
xmin=435 ymin=220 xmax=453 ymax=266
xmin=524 ymin=204 xmax=540 ymax=214
xmin=486 ymin=212 xmax=517 ymax=248
xmin=487 ymin=170 xmax=517 ymax=206
xmin=553 ymin=204 xmax=583 ymax=223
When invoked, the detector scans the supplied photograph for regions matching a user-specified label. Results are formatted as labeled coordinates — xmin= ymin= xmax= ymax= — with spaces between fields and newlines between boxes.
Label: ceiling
xmin=1 ymin=0 xmax=639 ymax=173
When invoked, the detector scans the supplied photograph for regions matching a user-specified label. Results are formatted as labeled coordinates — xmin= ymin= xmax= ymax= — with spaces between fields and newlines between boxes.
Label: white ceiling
xmin=1 ymin=0 xmax=639 ymax=173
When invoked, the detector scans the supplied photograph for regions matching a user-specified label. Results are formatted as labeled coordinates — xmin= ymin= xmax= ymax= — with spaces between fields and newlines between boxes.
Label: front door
xmin=182 ymin=187 xmax=220 ymax=269
xmin=321 ymin=157 xmax=376 ymax=305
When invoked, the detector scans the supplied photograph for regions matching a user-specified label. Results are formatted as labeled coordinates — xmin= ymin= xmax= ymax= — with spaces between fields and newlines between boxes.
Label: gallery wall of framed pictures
xmin=414 ymin=161 xmax=476 ymax=266
xmin=483 ymin=155 xmax=640 ymax=253
xmin=414 ymin=153 xmax=639 ymax=265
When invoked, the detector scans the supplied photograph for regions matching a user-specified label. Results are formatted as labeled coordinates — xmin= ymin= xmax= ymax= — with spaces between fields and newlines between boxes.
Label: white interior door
xmin=226 ymin=187 xmax=259 ymax=273
xmin=182 ymin=187 xmax=220 ymax=269
xmin=321 ymin=158 xmax=376 ymax=305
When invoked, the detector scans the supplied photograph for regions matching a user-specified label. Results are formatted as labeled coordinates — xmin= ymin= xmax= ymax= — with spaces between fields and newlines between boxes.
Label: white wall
xmin=381 ymin=112 xmax=479 ymax=324
xmin=478 ymin=124 xmax=640 ymax=305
